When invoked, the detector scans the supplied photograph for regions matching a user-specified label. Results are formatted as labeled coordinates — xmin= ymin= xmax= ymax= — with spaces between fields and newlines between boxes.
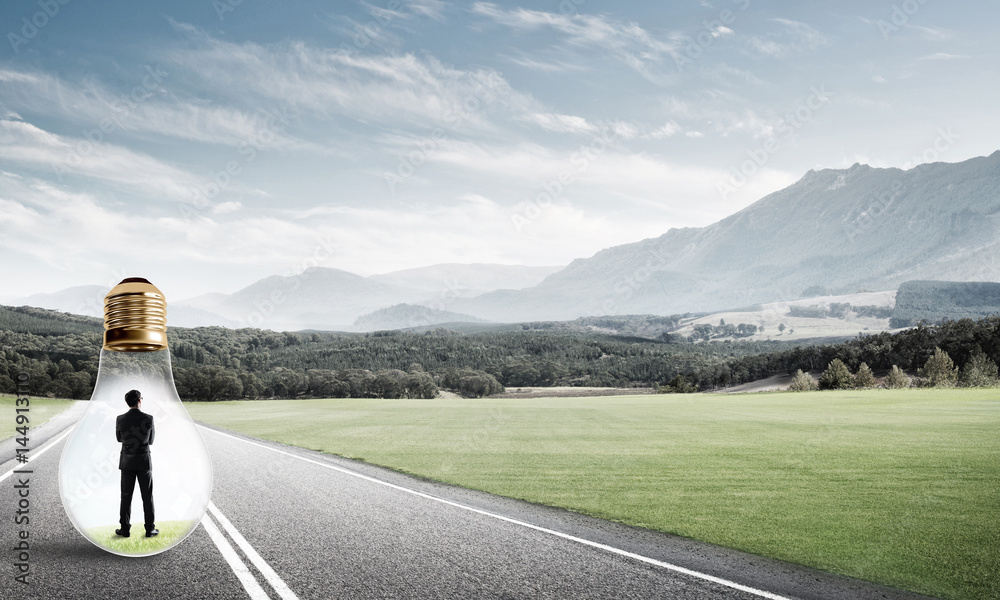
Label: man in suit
xmin=115 ymin=389 xmax=158 ymax=538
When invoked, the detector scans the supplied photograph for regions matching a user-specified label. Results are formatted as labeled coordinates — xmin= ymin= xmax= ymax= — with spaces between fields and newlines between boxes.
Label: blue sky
xmin=1 ymin=0 xmax=998 ymax=299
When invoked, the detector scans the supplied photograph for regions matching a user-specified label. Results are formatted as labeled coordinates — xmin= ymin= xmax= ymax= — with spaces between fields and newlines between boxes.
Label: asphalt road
xmin=0 ymin=405 xmax=940 ymax=600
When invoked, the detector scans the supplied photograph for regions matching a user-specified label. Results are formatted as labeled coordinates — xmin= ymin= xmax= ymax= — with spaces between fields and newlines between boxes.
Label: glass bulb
xmin=58 ymin=278 xmax=213 ymax=557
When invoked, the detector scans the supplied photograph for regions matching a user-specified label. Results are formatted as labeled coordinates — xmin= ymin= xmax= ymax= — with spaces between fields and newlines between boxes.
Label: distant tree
xmin=659 ymin=375 xmax=697 ymax=394
xmin=788 ymin=369 xmax=817 ymax=391
xmin=854 ymin=362 xmax=876 ymax=388
xmin=920 ymin=347 xmax=958 ymax=387
xmin=819 ymin=359 xmax=854 ymax=390
xmin=884 ymin=365 xmax=910 ymax=389
xmin=778 ymin=323 xmax=786 ymax=333
xmin=960 ymin=350 xmax=999 ymax=387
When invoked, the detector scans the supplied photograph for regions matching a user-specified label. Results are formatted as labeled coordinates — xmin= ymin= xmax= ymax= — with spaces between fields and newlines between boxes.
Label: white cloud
xmin=212 ymin=201 xmax=243 ymax=214
xmin=522 ymin=112 xmax=598 ymax=134
xmin=167 ymin=28 xmax=536 ymax=134
xmin=645 ymin=121 xmax=681 ymax=139
xmin=0 ymin=119 xmax=206 ymax=202
xmin=0 ymin=68 xmax=307 ymax=149
xmin=745 ymin=18 xmax=827 ymax=57
xmin=471 ymin=3 xmax=680 ymax=84
xmin=920 ymin=53 xmax=971 ymax=60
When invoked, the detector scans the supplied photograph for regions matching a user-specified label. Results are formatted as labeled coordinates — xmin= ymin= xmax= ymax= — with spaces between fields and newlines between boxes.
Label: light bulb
xmin=58 ymin=278 xmax=213 ymax=557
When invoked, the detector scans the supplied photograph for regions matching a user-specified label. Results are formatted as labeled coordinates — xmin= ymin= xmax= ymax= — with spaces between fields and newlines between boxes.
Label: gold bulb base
xmin=103 ymin=277 xmax=168 ymax=352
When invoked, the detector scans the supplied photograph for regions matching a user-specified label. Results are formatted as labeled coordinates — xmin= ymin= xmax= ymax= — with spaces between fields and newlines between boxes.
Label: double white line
xmin=202 ymin=502 xmax=300 ymax=600
xmin=1 ymin=426 xmax=298 ymax=600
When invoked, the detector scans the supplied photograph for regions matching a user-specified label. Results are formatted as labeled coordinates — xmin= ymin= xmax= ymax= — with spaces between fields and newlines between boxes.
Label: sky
xmin=1 ymin=0 xmax=998 ymax=299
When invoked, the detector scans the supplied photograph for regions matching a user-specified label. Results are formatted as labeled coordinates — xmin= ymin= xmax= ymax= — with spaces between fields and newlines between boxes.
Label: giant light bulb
xmin=59 ymin=278 xmax=213 ymax=556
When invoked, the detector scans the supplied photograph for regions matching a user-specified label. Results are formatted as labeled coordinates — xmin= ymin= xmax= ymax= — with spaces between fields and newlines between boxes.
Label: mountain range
xmin=11 ymin=152 xmax=1000 ymax=330
xmin=450 ymin=151 xmax=1000 ymax=320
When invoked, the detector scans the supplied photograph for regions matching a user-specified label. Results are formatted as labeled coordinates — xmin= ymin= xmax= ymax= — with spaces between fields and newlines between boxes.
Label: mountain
xmin=16 ymin=285 xmax=109 ymax=318
xmin=12 ymin=285 xmax=239 ymax=328
xmin=352 ymin=303 xmax=488 ymax=331
xmin=213 ymin=267 xmax=422 ymax=330
xmin=454 ymin=152 xmax=1000 ymax=321
xmin=369 ymin=264 xmax=563 ymax=297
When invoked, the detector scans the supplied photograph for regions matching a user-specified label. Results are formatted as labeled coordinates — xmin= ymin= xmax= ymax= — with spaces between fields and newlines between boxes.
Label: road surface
xmin=0 ymin=404 xmax=938 ymax=599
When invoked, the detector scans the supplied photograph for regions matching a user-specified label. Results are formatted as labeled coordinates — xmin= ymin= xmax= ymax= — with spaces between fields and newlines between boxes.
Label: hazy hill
xmin=369 ymin=264 xmax=562 ymax=297
xmin=215 ymin=267 xmax=422 ymax=330
xmin=13 ymin=286 xmax=238 ymax=328
xmin=352 ymin=303 xmax=488 ymax=331
xmin=455 ymin=152 xmax=1000 ymax=321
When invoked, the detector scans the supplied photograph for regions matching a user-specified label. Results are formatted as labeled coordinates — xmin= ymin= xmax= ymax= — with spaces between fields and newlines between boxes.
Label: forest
xmin=5 ymin=303 xmax=999 ymax=400
xmin=0 ymin=305 xmax=779 ymax=400
xmin=681 ymin=316 xmax=1000 ymax=390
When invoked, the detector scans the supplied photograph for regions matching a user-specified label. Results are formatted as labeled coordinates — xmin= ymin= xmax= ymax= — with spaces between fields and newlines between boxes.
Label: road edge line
xmin=0 ymin=426 xmax=74 ymax=484
xmin=201 ymin=426 xmax=794 ymax=600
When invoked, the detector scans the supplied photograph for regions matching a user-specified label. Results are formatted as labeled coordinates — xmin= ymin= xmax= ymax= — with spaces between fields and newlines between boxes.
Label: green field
xmin=188 ymin=389 xmax=1000 ymax=600
xmin=85 ymin=520 xmax=199 ymax=556
xmin=0 ymin=395 xmax=76 ymax=440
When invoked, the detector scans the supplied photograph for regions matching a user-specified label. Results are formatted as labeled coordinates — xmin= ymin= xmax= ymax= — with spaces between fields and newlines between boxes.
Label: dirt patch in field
xmin=497 ymin=386 xmax=656 ymax=398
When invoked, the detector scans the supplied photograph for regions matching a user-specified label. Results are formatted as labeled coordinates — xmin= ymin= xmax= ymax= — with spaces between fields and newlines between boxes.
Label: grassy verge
xmin=188 ymin=389 xmax=1000 ymax=600
xmin=85 ymin=520 xmax=198 ymax=556
xmin=0 ymin=395 xmax=77 ymax=442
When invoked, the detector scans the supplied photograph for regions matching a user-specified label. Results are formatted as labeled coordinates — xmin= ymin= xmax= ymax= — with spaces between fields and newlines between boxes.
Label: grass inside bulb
xmin=58 ymin=278 xmax=213 ymax=557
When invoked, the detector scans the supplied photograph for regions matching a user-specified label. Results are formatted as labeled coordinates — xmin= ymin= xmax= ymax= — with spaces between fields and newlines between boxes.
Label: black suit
xmin=116 ymin=407 xmax=155 ymax=533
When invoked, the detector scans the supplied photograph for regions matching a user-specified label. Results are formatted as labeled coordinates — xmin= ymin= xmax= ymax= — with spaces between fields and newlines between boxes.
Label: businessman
xmin=115 ymin=389 xmax=158 ymax=538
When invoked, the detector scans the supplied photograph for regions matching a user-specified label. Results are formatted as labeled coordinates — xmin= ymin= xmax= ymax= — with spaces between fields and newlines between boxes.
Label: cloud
xmin=0 ymin=67 xmax=318 ymax=151
xmin=646 ymin=121 xmax=681 ymax=139
xmin=522 ymin=112 xmax=598 ymax=135
xmin=745 ymin=18 xmax=827 ymax=57
xmin=471 ymin=3 xmax=681 ymax=84
xmin=920 ymin=53 xmax=970 ymax=60
xmin=166 ymin=26 xmax=536 ymax=134
xmin=501 ymin=53 xmax=589 ymax=73
xmin=0 ymin=118 xmax=207 ymax=202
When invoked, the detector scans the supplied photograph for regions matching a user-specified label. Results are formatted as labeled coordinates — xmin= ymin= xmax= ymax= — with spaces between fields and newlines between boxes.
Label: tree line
xmin=0 ymin=305 xmax=778 ymax=400
xmin=680 ymin=316 xmax=1000 ymax=390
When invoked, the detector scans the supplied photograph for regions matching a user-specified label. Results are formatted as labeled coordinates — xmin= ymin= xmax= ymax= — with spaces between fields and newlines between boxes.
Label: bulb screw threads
xmin=103 ymin=277 xmax=168 ymax=352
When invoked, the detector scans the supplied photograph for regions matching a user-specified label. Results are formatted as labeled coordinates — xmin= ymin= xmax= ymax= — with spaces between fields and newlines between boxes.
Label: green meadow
xmin=85 ymin=520 xmax=199 ymax=556
xmin=189 ymin=389 xmax=1000 ymax=600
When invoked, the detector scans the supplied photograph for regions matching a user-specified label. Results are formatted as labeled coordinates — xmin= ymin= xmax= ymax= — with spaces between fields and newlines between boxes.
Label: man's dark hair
xmin=125 ymin=389 xmax=142 ymax=408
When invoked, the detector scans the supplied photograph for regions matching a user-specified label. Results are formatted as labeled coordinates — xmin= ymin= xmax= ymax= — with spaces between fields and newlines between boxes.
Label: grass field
xmin=188 ymin=389 xmax=1000 ymax=600
xmin=85 ymin=520 xmax=199 ymax=556
xmin=0 ymin=395 xmax=76 ymax=440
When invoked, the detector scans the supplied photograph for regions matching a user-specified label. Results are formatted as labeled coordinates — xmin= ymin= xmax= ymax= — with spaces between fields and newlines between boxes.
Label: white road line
xmin=0 ymin=426 xmax=75 ymax=484
xmin=208 ymin=502 xmax=301 ymax=600
xmin=202 ymin=512 xmax=272 ymax=600
xmin=202 ymin=426 xmax=795 ymax=600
